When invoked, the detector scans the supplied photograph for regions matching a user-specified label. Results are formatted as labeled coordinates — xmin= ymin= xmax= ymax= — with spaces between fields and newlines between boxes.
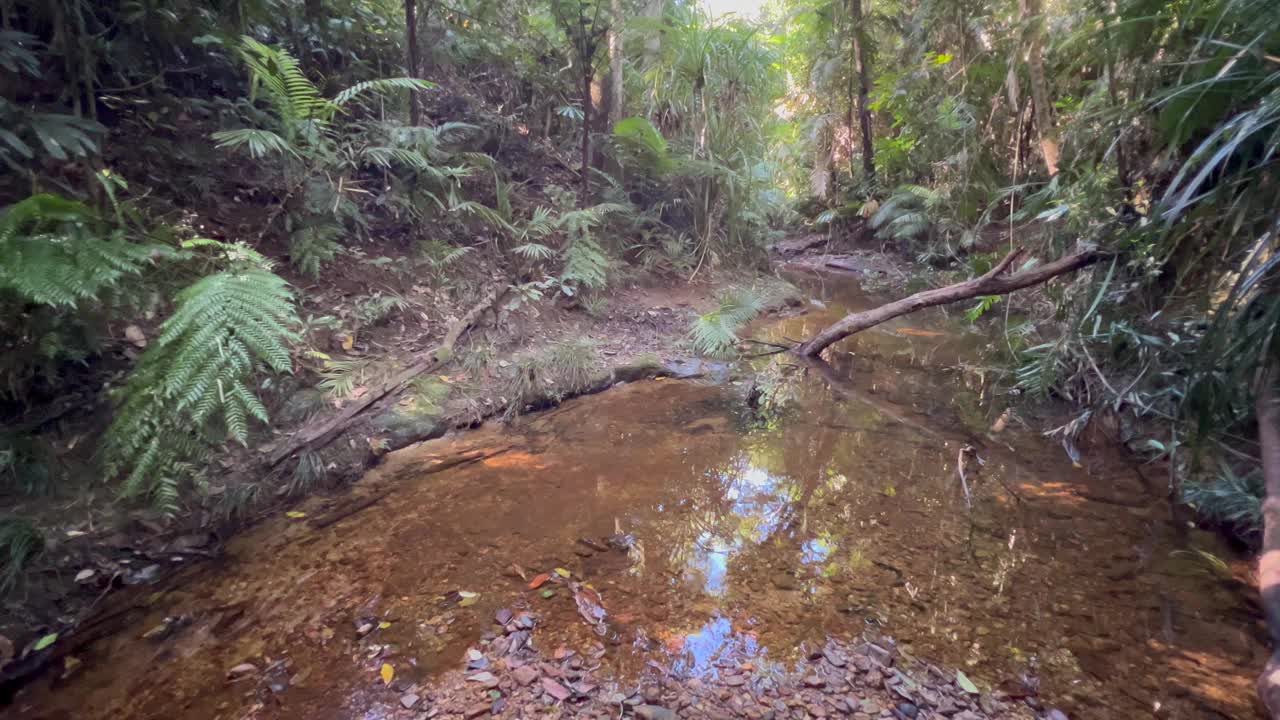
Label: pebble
xmin=895 ymin=701 xmax=918 ymax=718
xmin=803 ymin=675 xmax=826 ymax=688
xmin=635 ymin=705 xmax=676 ymax=720
xmin=400 ymin=693 xmax=421 ymax=709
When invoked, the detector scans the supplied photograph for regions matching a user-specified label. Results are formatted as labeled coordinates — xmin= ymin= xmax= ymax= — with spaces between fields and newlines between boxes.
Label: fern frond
xmin=105 ymin=267 xmax=299 ymax=508
xmin=333 ymin=78 xmax=435 ymax=108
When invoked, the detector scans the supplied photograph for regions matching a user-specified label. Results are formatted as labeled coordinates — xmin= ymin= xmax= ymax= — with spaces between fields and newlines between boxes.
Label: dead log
xmin=1256 ymin=367 xmax=1280 ymax=717
xmin=795 ymin=246 xmax=1102 ymax=357
xmin=265 ymin=286 xmax=503 ymax=469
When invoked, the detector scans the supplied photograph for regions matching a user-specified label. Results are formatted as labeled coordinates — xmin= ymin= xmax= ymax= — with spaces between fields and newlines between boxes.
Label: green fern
xmin=289 ymin=223 xmax=342 ymax=278
xmin=104 ymin=246 xmax=298 ymax=510
xmin=0 ymin=194 xmax=159 ymax=308
xmin=0 ymin=516 xmax=43 ymax=594
xmin=690 ymin=287 xmax=767 ymax=357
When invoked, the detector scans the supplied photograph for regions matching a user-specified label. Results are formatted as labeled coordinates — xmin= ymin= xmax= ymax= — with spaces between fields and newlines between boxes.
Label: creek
xmin=14 ymin=270 xmax=1263 ymax=719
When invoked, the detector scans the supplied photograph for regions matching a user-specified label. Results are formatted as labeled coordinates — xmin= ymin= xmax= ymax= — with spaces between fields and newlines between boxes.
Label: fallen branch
xmin=266 ymin=286 xmax=503 ymax=469
xmin=795 ymin=246 xmax=1102 ymax=357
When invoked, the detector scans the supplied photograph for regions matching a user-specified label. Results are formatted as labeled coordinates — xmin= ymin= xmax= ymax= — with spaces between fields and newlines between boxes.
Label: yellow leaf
xmin=286 ymin=511 xmax=307 ymax=519
xmin=553 ymin=568 xmax=571 ymax=578
xmin=459 ymin=596 xmax=478 ymax=607
xmin=378 ymin=621 xmax=391 ymax=629
xmin=342 ymin=334 xmax=355 ymax=351
xmin=380 ymin=663 xmax=394 ymax=685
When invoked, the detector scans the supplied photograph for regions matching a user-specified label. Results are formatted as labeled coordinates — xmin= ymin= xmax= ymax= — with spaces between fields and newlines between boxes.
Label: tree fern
xmin=104 ymin=243 xmax=298 ymax=511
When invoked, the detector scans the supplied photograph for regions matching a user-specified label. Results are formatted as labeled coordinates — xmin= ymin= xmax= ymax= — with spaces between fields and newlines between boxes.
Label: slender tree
xmin=848 ymin=0 xmax=874 ymax=178
xmin=1020 ymin=0 xmax=1059 ymax=175
xmin=551 ymin=0 xmax=614 ymax=206
xmin=405 ymin=0 xmax=422 ymax=125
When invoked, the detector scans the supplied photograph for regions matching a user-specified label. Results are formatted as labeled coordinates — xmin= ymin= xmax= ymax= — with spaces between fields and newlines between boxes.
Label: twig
xmin=957 ymin=446 xmax=973 ymax=510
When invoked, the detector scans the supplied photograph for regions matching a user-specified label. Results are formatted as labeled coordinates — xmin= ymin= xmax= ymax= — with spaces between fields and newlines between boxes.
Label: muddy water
xmin=15 ymin=272 xmax=1265 ymax=719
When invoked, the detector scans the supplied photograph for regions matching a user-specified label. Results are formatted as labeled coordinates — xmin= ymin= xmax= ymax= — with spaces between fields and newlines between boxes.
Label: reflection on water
xmin=13 ymin=272 xmax=1265 ymax=720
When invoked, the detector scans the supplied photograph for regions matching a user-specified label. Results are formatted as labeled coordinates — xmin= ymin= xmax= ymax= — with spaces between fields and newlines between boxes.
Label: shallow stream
xmin=14 ymin=271 xmax=1264 ymax=719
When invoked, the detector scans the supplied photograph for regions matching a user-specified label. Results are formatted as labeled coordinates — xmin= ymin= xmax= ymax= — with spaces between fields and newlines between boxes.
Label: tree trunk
xmin=850 ymin=0 xmax=874 ymax=178
xmin=1020 ymin=0 xmax=1059 ymax=176
xmin=1257 ymin=367 xmax=1280 ymax=717
xmin=580 ymin=67 xmax=593 ymax=207
xmin=607 ymin=0 xmax=624 ymax=127
xmin=796 ymin=246 xmax=1100 ymax=357
xmin=405 ymin=0 xmax=421 ymax=125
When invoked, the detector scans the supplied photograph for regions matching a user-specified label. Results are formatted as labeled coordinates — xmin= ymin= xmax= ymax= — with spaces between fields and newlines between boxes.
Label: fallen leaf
xmin=528 ymin=573 xmax=551 ymax=589
xmin=285 ymin=511 xmax=307 ymax=519
xmin=342 ymin=334 xmax=355 ymax=351
xmin=62 ymin=656 xmax=82 ymax=677
xmin=378 ymin=621 xmax=392 ymax=630
xmin=467 ymin=671 xmax=497 ymax=683
xmin=553 ymin=568 xmax=571 ymax=578
xmin=74 ymin=569 xmax=95 ymax=583
xmin=540 ymin=589 xmax=555 ymax=599
xmin=508 ymin=563 xmax=528 ymax=581
xmin=320 ymin=627 xmax=335 ymax=640
xmin=571 ymin=583 xmax=607 ymax=630
xmin=228 ymin=662 xmax=258 ymax=677
xmin=956 ymin=669 xmax=979 ymax=694
xmin=33 ymin=633 xmax=57 ymax=652
xmin=380 ymin=662 xmax=395 ymax=685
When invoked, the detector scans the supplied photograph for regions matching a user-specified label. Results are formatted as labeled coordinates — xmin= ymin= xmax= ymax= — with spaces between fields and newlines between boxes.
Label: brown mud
xmin=8 ymin=267 xmax=1267 ymax=719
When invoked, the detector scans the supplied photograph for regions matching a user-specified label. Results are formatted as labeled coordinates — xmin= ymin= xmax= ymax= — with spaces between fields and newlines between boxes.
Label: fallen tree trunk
xmin=1256 ymin=367 xmax=1280 ymax=717
xmin=795 ymin=246 xmax=1102 ymax=357
xmin=265 ymin=286 xmax=503 ymax=469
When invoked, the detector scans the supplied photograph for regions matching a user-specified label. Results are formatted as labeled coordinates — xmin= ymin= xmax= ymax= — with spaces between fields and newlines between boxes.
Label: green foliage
xmin=104 ymin=242 xmax=298 ymax=512
xmin=0 ymin=194 xmax=159 ymax=308
xmin=1183 ymin=464 xmax=1264 ymax=543
xmin=503 ymin=339 xmax=599 ymax=419
xmin=690 ymin=287 xmax=767 ymax=358
xmin=0 ymin=517 xmax=43 ymax=594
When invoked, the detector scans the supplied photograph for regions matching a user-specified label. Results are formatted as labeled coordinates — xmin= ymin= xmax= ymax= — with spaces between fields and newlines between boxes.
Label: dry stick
xmin=796 ymin=246 xmax=1103 ymax=357
xmin=265 ymin=286 xmax=503 ymax=469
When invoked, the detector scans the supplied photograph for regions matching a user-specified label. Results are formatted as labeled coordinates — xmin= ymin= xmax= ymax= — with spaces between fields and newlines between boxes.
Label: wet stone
xmin=513 ymin=665 xmax=539 ymax=686
xmin=895 ymin=702 xmax=918 ymax=718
